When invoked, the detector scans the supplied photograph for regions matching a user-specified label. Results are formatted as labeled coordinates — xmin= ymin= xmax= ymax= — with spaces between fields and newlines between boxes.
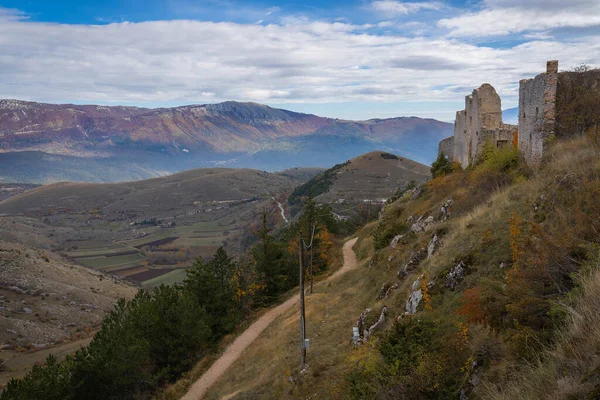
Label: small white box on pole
xmin=304 ymin=338 xmax=310 ymax=349
xmin=353 ymin=327 xmax=360 ymax=345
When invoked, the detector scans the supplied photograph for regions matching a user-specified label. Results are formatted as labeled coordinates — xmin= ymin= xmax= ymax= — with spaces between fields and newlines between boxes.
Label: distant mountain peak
xmin=0 ymin=99 xmax=453 ymax=183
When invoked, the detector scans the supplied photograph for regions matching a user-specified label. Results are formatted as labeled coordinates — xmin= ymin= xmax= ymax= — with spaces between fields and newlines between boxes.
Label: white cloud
xmin=523 ymin=31 xmax=554 ymax=40
xmin=439 ymin=0 xmax=600 ymax=37
xmin=265 ymin=7 xmax=280 ymax=16
xmin=0 ymin=12 xmax=598 ymax=108
xmin=371 ymin=0 xmax=444 ymax=15
xmin=0 ymin=7 xmax=28 ymax=21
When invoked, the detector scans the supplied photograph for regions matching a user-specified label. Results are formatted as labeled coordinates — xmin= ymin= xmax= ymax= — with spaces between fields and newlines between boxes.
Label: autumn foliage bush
xmin=346 ymin=314 xmax=470 ymax=399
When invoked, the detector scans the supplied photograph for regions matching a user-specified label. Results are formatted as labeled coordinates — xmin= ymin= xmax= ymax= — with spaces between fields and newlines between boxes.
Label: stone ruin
xmin=439 ymin=60 xmax=559 ymax=168
xmin=519 ymin=60 xmax=558 ymax=167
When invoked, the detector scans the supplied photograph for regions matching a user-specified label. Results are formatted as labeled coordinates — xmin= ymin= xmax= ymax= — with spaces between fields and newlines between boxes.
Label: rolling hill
xmin=288 ymin=151 xmax=430 ymax=218
xmin=0 ymin=100 xmax=452 ymax=183
xmin=0 ymin=239 xmax=137 ymax=387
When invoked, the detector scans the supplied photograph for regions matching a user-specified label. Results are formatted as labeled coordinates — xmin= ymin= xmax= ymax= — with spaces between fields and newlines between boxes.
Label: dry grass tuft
xmin=483 ymin=252 xmax=600 ymax=400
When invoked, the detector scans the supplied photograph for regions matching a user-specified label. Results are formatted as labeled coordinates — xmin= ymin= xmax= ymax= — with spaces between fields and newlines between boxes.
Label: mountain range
xmin=0 ymin=99 xmax=452 ymax=184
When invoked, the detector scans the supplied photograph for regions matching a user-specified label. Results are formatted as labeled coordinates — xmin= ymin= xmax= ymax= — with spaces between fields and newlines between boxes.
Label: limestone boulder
xmin=390 ymin=234 xmax=404 ymax=249
xmin=445 ymin=261 xmax=466 ymax=290
xmin=427 ymin=234 xmax=441 ymax=259
xmin=405 ymin=277 xmax=423 ymax=314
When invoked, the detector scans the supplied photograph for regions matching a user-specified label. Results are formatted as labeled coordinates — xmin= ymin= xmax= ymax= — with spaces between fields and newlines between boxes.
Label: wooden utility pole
xmin=309 ymin=244 xmax=314 ymax=295
xmin=299 ymin=230 xmax=306 ymax=369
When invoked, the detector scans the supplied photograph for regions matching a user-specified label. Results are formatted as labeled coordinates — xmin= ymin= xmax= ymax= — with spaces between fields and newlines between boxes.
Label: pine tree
xmin=185 ymin=247 xmax=237 ymax=338
xmin=431 ymin=152 xmax=452 ymax=178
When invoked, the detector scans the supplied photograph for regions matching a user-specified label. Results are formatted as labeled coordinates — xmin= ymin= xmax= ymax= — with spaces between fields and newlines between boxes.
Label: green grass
xmin=76 ymin=253 xmax=147 ymax=270
xmin=172 ymin=237 xmax=223 ymax=248
xmin=142 ymin=269 xmax=189 ymax=288
xmin=64 ymin=240 xmax=123 ymax=250
xmin=66 ymin=248 xmax=137 ymax=258
xmin=119 ymin=233 xmax=174 ymax=248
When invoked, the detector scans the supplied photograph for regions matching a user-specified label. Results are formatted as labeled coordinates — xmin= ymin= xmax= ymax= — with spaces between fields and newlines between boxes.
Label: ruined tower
xmin=439 ymin=60 xmax=560 ymax=170
xmin=518 ymin=60 xmax=558 ymax=167
xmin=451 ymin=84 xmax=516 ymax=168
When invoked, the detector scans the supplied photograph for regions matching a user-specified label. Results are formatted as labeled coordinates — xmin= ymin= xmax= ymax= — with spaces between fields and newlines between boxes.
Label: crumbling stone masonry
xmin=439 ymin=60 xmax=559 ymax=169
xmin=450 ymin=84 xmax=517 ymax=168
xmin=438 ymin=136 xmax=454 ymax=160
xmin=518 ymin=60 xmax=558 ymax=167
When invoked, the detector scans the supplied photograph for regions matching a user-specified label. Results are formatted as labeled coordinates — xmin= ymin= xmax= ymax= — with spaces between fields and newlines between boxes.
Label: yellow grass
xmin=482 ymin=252 xmax=600 ymax=399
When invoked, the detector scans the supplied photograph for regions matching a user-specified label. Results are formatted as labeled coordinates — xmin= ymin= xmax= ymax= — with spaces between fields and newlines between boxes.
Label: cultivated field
xmin=0 ymin=168 xmax=308 ymax=287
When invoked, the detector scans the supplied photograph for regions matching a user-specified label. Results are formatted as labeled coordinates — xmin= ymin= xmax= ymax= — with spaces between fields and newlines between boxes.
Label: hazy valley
xmin=0 ymin=167 xmax=323 ymax=288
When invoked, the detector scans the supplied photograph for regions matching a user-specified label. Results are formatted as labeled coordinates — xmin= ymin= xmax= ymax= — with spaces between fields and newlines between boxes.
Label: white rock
xmin=445 ymin=261 xmax=466 ymax=290
xmin=390 ymin=234 xmax=404 ymax=249
xmin=405 ymin=289 xmax=423 ymax=314
xmin=427 ymin=234 xmax=440 ymax=259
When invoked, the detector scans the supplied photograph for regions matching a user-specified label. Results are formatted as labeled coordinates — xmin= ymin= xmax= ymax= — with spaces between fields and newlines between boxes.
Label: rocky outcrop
xmin=410 ymin=215 xmax=434 ymax=234
xmin=441 ymin=199 xmax=453 ymax=221
xmin=355 ymin=308 xmax=371 ymax=340
xmin=390 ymin=234 xmax=404 ymax=249
xmin=364 ymin=307 xmax=388 ymax=340
xmin=460 ymin=360 xmax=483 ymax=400
xmin=376 ymin=282 xmax=399 ymax=300
xmin=445 ymin=261 xmax=467 ymax=290
xmin=409 ymin=187 xmax=423 ymax=200
xmin=405 ymin=277 xmax=423 ymax=314
xmin=397 ymin=249 xmax=426 ymax=279
xmin=427 ymin=234 xmax=441 ymax=259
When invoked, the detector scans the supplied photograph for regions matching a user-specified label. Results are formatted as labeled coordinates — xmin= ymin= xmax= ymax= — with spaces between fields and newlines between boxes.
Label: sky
xmin=1 ymin=0 xmax=599 ymax=121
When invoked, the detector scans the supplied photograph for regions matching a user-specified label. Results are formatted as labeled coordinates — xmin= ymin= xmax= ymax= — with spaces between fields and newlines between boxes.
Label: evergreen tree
xmin=1 ymin=355 xmax=76 ymax=400
xmin=185 ymin=247 xmax=238 ymax=338
xmin=253 ymin=209 xmax=296 ymax=304
xmin=431 ymin=152 xmax=452 ymax=178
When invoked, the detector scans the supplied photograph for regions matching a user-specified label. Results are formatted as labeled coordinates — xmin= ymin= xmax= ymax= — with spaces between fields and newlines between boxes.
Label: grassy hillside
xmin=0 ymin=240 xmax=137 ymax=388
xmin=288 ymin=151 xmax=430 ymax=214
xmin=199 ymin=134 xmax=600 ymax=399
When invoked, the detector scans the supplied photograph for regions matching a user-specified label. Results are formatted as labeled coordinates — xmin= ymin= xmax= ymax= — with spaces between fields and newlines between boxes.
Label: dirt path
xmin=272 ymin=197 xmax=289 ymax=224
xmin=181 ymin=237 xmax=358 ymax=400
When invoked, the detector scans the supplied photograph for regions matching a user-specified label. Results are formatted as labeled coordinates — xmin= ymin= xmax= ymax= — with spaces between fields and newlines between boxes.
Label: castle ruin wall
xmin=440 ymin=60 xmax=559 ymax=170
xmin=518 ymin=60 xmax=558 ymax=167
xmin=438 ymin=136 xmax=455 ymax=160
xmin=449 ymin=83 xmax=514 ymax=167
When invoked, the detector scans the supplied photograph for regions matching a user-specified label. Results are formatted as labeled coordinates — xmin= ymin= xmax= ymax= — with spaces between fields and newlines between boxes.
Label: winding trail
xmin=181 ymin=237 xmax=359 ymax=400
xmin=272 ymin=197 xmax=288 ymax=223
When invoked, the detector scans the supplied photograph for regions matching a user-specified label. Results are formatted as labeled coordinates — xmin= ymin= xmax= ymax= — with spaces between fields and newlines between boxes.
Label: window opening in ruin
xmin=535 ymin=107 xmax=539 ymax=119
xmin=497 ymin=140 xmax=509 ymax=148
